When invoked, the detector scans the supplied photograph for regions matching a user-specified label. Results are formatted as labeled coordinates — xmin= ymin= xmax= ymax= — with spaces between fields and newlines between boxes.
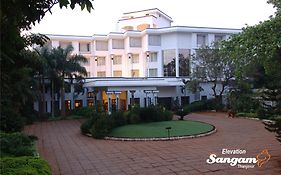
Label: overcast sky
xmin=30 ymin=0 xmax=276 ymax=36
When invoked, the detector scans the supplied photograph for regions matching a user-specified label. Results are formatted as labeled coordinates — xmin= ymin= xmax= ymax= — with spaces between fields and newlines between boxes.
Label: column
xmin=115 ymin=92 xmax=121 ymax=110
xmin=130 ymin=90 xmax=135 ymax=106
xmin=175 ymin=48 xmax=179 ymax=77
xmin=107 ymin=92 xmax=112 ymax=114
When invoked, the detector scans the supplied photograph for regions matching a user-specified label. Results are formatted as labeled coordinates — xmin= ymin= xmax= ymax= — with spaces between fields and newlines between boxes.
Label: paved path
xmin=24 ymin=112 xmax=281 ymax=175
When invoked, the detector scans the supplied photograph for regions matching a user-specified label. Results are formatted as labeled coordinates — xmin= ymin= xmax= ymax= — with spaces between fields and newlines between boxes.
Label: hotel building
xmin=37 ymin=8 xmax=241 ymax=113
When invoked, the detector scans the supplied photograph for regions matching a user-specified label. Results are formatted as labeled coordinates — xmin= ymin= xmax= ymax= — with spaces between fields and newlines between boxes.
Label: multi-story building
xmin=37 ymin=8 xmax=241 ymax=113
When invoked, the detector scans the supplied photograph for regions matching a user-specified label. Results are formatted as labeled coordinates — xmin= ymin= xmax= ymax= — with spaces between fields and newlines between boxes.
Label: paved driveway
xmin=24 ymin=112 xmax=281 ymax=175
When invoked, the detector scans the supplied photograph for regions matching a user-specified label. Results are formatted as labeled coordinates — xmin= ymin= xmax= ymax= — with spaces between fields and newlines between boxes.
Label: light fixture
xmin=94 ymin=56 xmax=98 ymax=62
xmin=128 ymin=53 xmax=132 ymax=59
xmin=146 ymin=51 xmax=150 ymax=58
xmin=110 ymin=54 xmax=114 ymax=60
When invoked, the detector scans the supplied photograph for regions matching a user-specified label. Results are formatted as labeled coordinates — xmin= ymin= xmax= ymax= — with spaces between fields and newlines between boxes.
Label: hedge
xmin=0 ymin=156 xmax=51 ymax=175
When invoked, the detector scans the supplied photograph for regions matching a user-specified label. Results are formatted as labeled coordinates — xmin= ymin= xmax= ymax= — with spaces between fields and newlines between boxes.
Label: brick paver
xmin=24 ymin=112 xmax=281 ymax=175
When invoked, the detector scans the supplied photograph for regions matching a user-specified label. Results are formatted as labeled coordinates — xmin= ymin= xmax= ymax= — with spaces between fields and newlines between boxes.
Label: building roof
xmin=122 ymin=8 xmax=173 ymax=22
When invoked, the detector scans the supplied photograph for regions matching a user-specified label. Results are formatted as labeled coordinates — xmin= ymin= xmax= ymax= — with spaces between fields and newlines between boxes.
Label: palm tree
xmin=51 ymin=45 xmax=88 ymax=117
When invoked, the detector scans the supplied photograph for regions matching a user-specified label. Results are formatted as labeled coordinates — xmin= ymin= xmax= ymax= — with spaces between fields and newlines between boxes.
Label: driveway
xmin=24 ymin=112 xmax=281 ymax=175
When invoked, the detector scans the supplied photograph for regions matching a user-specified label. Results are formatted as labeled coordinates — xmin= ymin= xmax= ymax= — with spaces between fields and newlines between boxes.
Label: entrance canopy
xmin=84 ymin=77 xmax=184 ymax=88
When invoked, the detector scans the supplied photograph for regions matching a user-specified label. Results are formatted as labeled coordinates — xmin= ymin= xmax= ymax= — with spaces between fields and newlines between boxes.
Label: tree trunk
xmin=51 ymin=80 xmax=55 ymax=118
xmin=61 ymin=77 xmax=66 ymax=118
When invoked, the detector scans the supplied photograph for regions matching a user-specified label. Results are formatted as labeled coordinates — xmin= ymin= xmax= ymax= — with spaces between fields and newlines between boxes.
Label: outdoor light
xmin=128 ymin=53 xmax=132 ymax=59
xmin=146 ymin=51 xmax=150 ymax=59
xmin=110 ymin=54 xmax=114 ymax=60
xmin=94 ymin=56 xmax=98 ymax=62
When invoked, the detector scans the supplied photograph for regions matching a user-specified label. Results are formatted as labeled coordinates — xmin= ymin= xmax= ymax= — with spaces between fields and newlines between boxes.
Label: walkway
xmin=24 ymin=112 xmax=281 ymax=175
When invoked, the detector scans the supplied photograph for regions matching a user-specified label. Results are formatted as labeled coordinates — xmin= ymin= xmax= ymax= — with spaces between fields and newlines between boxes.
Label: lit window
xmin=75 ymin=100 xmax=83 ymax=108
xmin=87 ymin=100 xmax=94 ymax=107
xmin=113 ymin=71 xmax=122 ymax=77
xmin=149 ymin=52 xmax=157 ymax=62
xmin=113 ymin=55 xmax=122 ymax=65
xmin=65 ymin=100 xmax=71 ymax=110
xmin=97 ymin=57 xmax=106 ymax=66
xmin=97 ymin=71 xmax=106 ymax=77
xmin=79 ymin=43 xmax=90 ymax=52
xmin=129 ymin=37 xmax=142 ymax=47
xmin=87 ymin=92 xmax=94 ymax=98
xmin=131 ymin=69 xmax=139 ymax=77
xmin=132 ymin=54 xmax=139 ymax=63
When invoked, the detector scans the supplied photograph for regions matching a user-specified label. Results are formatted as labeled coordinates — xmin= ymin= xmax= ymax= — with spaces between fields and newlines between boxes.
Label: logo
xmin=206 ymin=149 xmax=271 ymax=169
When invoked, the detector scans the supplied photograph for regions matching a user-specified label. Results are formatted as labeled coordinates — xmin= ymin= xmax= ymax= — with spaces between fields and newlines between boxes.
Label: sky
xmin=30 ymin=0 xmax=276 ymax=36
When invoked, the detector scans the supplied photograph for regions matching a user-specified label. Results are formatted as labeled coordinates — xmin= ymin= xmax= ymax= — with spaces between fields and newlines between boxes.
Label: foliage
xmin=0 ymin=156 xmax=51 ymax=175
xmin=0 ymin=109 xmax=25 ymax=133
xmin=228 ymin=91 xmax=259 ymax=113
xmin=192 ymin=42 xmax=235 ymax=100
xmin=111 ymin=111 xmax=127 ymax=127
xmin=236 ymin=112 xmax=258 ymax=118
xmin=90 ymin=114 xmax=112 ymax=139
xmin=0 ymin=133 xmax=37 ymax=157
xmin=221 ymin=0 xmax=281 ymax=142
xmin=72 ymin=107 xmax=96 ymax=118
xmin=1 ymin=0 xmax=94 ymax=131
xmin=183 ymin=99 xmax=222 ymax=113
xmin=80 ymin=117 xmax=96 ymax=135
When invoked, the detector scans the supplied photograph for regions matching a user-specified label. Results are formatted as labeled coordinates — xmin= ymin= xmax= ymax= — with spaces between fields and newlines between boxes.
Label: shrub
xmin=72 ymin=107 xmax=94 ymax=118
xmin=0 ymin=156 xmax=51 ymax=175
xmin=236 ymin=112 xmax=258 ymax=118
xmin=0 ymin=108 xmax=25 ymax=132
xmin=162 ymin=110 xmax=173 ymax=121
xmin=111 ymin=111 xmax=127 ymax=127
xmin=0 ymin=132 xmax=37 ymax=157
xmin=80 ymin=118 xmax=96 ymax=135
xmin=175 ymin=110 xmax=189 ymax=120
xmin=90 ymin=114 xmax=112 ymax=139
xmin=129 ymin=113 xmax=140 ymax=124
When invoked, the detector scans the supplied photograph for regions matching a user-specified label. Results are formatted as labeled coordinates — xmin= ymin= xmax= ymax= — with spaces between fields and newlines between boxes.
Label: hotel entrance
xmin=102 ymin=91 xmax=127 ymax=111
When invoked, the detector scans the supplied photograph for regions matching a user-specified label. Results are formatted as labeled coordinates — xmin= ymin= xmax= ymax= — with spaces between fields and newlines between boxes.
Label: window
xmin=149 ymin=52 xmax=157 ymax=62
xmin=79 ymin=43 xmax=90 ymax=52
xmin=97 ymin=57 xmax=105 ymax=66
xmin=162 ymin=49 xmax=176 ymax=77
xmin=97 ymin=71 xmax=106 ymax=77
xmin=132 ymin=54 xmax=139 ymax=63
xmin=75 ymin=100 xmax=83 ymax=108
xmin=59 ymin=41 xmax=72 ymax=49
xmin=201 ymin=96 xmax=207 ymax=101
xmin=131 ymin=69 xmax=139 ymax=77
xmin=87 ymin=72 xmax=91 ymax=77
xmin=179 ymin=49 xmax=190 ymax=76
xmin=87 ymin=92 xmax=94 ymax=98
xmin=197 ymin=34 xmax=206 ymax=47
xmin=129 ymin=37 xmax=142 ymax=47
xmin=65 ymin=100 xmax=71 ymax=110
xmin=96 ymin=41 xmax=108 ymax=51
xmin=149 ymin=68 xmax=158 ymax=77
xmin=112 ymin=39 xmax=124 ymax=49
xmin=87 ymin=100 xmax=94 ymax=107
xmin=113 ymin=70 xmax=122 ymax=77
xmin=215 ymin=35 xmax=223 ymax=42
xmin=148 ymin=35 xmax=161 ymax=46
xmin=113 ymin=55 xmax=122 ymax=65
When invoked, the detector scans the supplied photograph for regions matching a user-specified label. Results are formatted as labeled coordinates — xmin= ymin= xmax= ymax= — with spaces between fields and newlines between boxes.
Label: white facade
xmin=37 ymin=8 xmax=241 ymax=113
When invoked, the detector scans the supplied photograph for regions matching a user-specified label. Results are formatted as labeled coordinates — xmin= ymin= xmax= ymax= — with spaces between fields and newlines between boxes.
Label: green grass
xmin=108 ymin=120 xmax=214 ymax=138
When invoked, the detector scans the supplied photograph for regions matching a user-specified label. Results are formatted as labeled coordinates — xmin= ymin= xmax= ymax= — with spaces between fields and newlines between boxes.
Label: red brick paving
xmin=24 ymin=112 xmax=281 ymax=175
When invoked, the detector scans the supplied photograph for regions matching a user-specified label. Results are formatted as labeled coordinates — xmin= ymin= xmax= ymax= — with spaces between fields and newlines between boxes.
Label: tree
xmin=1 ymin=0 xmax=94 ymax=131
xmin=191 ymin=43 xmax=235 ymax=102
xmin=221 ymin=0 xmax=281 ymax=142
xmin=51 ymin=45 xmax=88 ymax=117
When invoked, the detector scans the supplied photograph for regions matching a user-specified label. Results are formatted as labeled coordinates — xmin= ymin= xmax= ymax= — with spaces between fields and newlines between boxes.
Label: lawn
xmin=108 ymin=120 xmax=214 ymax=138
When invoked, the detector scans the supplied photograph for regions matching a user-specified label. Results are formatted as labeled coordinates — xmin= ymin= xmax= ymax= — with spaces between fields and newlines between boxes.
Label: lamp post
xmin=146 ymin=51 xmax=150 ymax=77
xmin=128 ymin=53 xmax=132 ymax=77
xmin=110 ymin=54 xmax=114 ymax=77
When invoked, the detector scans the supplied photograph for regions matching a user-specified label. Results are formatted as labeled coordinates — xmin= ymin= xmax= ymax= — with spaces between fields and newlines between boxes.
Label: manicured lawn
xmin=108 ymin=120 xmax=214 ymax=138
